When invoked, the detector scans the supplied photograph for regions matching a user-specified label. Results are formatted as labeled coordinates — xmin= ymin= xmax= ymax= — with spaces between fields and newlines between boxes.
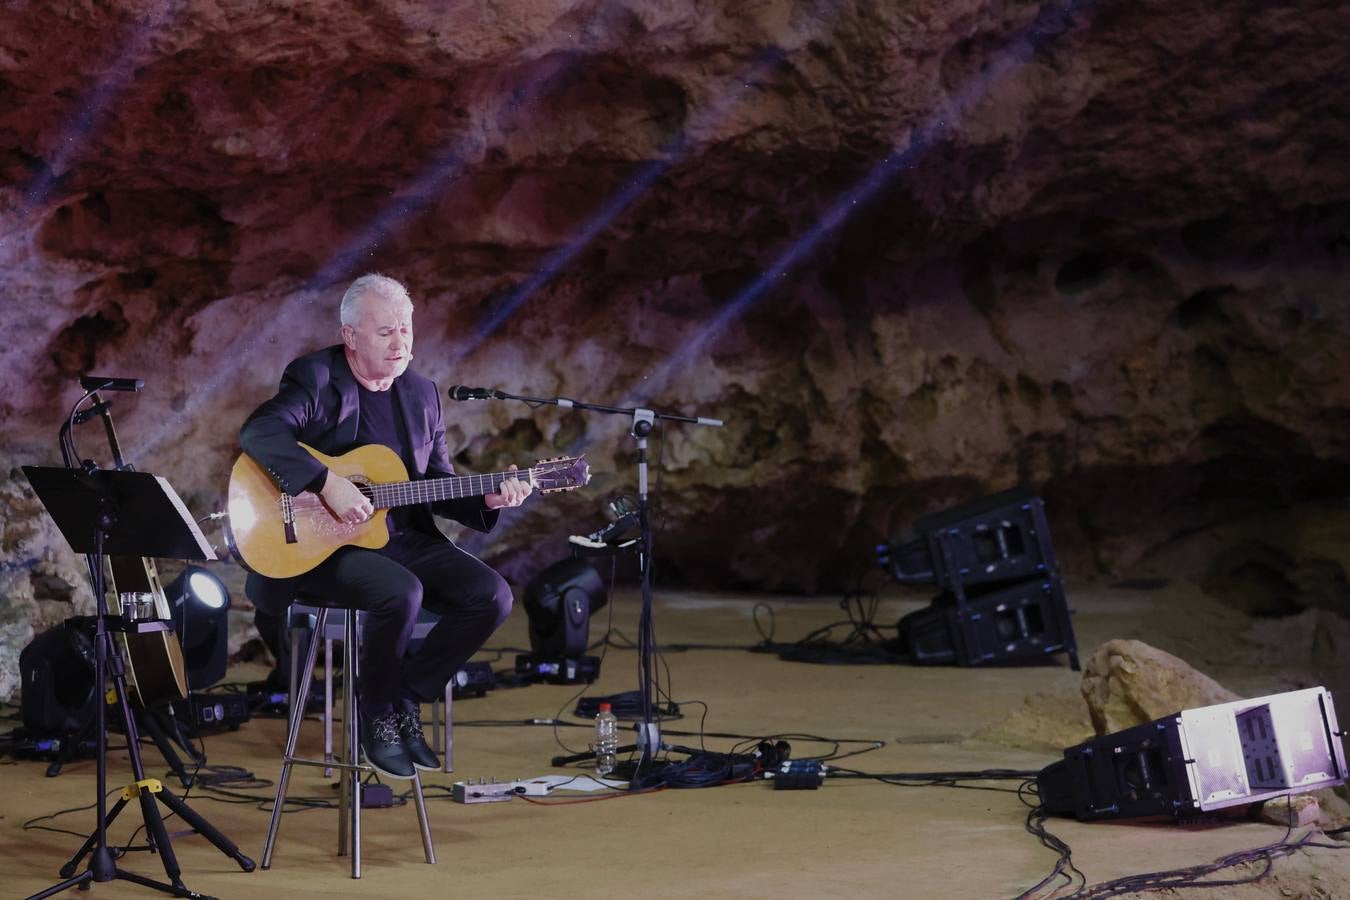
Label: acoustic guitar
xmin=226 ymin=442 xmax=590 ymax=579
xmin=108 ymin=555 xmax=190 ymax=708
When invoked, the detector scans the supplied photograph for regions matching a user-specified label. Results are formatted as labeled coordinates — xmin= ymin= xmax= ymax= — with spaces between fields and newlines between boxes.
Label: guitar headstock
xmin=530 ymin=455 xmax=591 ymax=493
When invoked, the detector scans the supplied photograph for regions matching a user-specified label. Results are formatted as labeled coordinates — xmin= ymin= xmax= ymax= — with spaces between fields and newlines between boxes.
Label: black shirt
xmin=356 ymin=383 xmax=415 ymax=535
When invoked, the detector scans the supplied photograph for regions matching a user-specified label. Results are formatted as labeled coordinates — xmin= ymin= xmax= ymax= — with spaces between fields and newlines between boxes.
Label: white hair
xmin=339 ymin=273 xmax=413 ymax=327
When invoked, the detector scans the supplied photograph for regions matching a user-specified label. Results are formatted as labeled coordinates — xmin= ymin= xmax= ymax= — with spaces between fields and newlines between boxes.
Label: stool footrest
xmin=287 ymin=757 xmax=372 ymax=773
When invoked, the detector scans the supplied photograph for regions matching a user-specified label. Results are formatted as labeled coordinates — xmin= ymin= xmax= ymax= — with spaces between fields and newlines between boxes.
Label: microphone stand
xmin=450 ymin=386 xmax=722 ymax=772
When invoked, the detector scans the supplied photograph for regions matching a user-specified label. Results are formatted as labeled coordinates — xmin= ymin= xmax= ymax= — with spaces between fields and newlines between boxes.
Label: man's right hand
xmin=319 ymin=473 xmax=374 ymax=524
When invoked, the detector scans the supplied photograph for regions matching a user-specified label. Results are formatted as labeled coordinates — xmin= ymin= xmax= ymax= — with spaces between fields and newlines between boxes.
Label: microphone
xmin=447 ymin=385 xmax=499 ymax=401
xmin=80 ymin=374 xmax=143 ymax=392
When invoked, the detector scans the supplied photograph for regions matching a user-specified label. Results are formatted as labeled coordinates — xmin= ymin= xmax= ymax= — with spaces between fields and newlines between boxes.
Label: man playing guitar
xmin=238 ymin=273 xmax=531 ymax=778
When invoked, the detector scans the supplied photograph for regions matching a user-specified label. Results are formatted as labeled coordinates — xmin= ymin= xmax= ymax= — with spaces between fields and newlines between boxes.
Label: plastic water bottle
xmin=595 ymin=702 xmax=618 ymax=777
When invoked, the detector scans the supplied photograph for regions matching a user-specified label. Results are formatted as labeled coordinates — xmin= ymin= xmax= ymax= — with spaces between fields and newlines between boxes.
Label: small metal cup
xmin=120 ymin=592 xmax=156 ymax=621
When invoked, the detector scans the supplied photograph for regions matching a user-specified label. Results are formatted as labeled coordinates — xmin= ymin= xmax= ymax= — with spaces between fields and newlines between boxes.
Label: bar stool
xmin=284 ymin=606 xmax=456 ymax=775
xmin=261 ymin=603 xmax=435 ymax=878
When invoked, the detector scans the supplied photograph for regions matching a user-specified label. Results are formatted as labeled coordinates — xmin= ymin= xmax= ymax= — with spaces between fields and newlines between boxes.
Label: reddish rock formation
xmin=2 ymin=1 xmax=1350 ymax=694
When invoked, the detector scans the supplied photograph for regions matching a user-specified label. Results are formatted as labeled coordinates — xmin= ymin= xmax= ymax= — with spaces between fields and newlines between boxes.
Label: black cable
xmin=1015 ymin=804 xmax=1086 ymax=899
xmin=629 ymin=748 xmax=761 ymax=790
xmin=752 ymin=602 xmax=776 ymax=643
xmin=751 ymin=567 xmax=902 ymax=665
xmin=23 ymin=791 xmax=120 ymax=840
xmin=828 ymin=766 xmax=1040 ymax=795
xmin=1017 ymin=795 xmax=1350 ymax=899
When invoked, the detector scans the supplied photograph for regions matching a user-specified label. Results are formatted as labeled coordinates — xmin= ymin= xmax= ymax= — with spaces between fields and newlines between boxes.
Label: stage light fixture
xmin=19 ymin=620 xmax=98 ymax=736
xmin=1037 ymin=686 xmax=1348 ymax=821
xmin=167 ymin=565 xmax=231 ymax=690
xmin=523 ymin=557 xmax=607 ymax=661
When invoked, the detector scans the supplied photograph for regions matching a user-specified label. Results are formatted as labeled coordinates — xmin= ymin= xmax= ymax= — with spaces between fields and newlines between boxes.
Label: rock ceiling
xmin=2 ymin=0 xmax=1349 ymax=639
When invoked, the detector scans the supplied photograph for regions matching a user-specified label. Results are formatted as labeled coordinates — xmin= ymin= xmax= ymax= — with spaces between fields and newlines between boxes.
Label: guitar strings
xmin=339 ymin=462 xmax=571 ymax=508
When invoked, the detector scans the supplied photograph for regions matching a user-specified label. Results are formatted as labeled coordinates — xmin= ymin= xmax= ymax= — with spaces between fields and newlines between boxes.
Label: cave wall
xmin=3 ymin=0 xmax=1350 ymax=697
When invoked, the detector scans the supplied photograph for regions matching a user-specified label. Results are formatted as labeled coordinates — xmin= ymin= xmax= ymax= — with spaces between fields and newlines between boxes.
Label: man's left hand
xmin=485 ymin=464 xmax=533 ymax=509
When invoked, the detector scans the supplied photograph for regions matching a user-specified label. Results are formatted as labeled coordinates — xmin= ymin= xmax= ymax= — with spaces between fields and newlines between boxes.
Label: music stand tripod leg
xmin=58 ymin=794 xmax=131 ymax=878
xmin=134 ymin=784 xmax=189 ymax=892
xmin=43 ymin=628 xmax=197 ymax=899
xmin=156 ymin=790 xmax=256 ymax=872
xmin=139 ymin=708 xmax=193 ymax=788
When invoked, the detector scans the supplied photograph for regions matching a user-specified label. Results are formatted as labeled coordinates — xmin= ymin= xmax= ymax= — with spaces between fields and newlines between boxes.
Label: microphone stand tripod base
xmin=636 ymin=721 xmax=662 ymax=758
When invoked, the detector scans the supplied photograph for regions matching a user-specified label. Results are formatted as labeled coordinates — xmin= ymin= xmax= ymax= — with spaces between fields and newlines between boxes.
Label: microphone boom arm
xmin=446 ymin=385 xmax=724 ymax=428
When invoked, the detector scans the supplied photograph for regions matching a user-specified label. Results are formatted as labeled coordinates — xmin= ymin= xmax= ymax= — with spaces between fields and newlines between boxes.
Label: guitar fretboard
xmin=360 ymin=470 xmax=527 ymax=509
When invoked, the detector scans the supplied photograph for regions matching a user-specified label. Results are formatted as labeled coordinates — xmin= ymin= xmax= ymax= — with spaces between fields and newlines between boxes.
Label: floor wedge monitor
xmin=1038 ymin=686 xmax=1348 ymax=821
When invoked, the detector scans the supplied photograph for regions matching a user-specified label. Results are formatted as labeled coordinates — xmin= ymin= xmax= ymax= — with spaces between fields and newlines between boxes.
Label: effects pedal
xmin=185 ymin=692 xmax=250 ymax=731
xmin=515 ymin=653 xmax=600 ymax=685
xmin=361 ymin=783 xmax=395 ymax=808
xmin=451 ymin=661 xmax=496 ymax=699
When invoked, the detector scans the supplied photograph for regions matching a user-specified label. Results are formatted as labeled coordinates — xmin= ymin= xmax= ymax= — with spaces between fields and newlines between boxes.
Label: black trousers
xmin=278 ymin=529 xmax=512 ymax=707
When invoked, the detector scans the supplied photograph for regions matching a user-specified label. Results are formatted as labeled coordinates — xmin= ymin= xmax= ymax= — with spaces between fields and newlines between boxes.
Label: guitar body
xmin=122 ymin=628 xmax=189 ymax=707
xmin=228 ymin=443 xmax=406 ymax=579
xmin=228 ymin=442 xmax=590 ymax=579
xmin=109 ymin=556 xmax=189 ymax=708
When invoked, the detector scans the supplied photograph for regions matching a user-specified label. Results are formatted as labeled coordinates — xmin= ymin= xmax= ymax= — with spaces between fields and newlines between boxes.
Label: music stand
xmin=21 ymin=466 xmax=255 ymax=900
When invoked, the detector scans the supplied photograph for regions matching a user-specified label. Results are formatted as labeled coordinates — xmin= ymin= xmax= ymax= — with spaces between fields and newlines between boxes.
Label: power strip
xmin=452 ymin=778 xmax=553 ymax=804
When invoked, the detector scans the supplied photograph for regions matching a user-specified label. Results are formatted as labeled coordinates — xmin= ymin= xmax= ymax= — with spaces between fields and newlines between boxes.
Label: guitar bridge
xmin=281 ymin=494 xmax=298 ymax=544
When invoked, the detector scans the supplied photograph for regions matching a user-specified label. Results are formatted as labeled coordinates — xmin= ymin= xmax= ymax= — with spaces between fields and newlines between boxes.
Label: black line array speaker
xmin=880 ymin=488 xmax=1079 ymax=669
xmin=1037 ymin=687 xmax=1348 ymax=820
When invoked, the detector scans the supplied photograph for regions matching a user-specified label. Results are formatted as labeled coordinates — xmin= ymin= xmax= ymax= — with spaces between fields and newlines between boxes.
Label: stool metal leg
xmin=323 ymin=637 xmax=334 ymax=777
xmin=262 ymin=608 xmax=329 ymax=869
xmin=430 ymin=696 xmax=441 ymax=755
xmin=337 ymin=702 xmax=349 ymax=857
xmin=412 ymin=772 xmax=435 ymax=864
xmin=289 ymin=625 xmax=301 ymax=707
xmin=443 ymin=680 xmax=454 ymax=773
xmin=337 ymin=621 xmax=349 ymax=860
xmin=346 ymin=611 xmax=362 ymax=879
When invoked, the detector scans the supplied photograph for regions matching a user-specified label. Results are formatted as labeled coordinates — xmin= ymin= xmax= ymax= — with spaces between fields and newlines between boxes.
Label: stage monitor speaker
xmin=879 ymin=488 xmax=1053 ymax=590
xmin=895 ymin=578 xmax=1076 ymax=668
xmin=19 ymin=621 xmax=98 ymax=736
xmin=1037 ymin=686 xmax=1348 ymax=821
xmin=881 ymin=488 xmax=1079 ymax=669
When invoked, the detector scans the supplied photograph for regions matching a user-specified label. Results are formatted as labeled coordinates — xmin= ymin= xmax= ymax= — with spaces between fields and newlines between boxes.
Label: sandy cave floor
xmin=5 ymin=579 xmax=1350 ymax=899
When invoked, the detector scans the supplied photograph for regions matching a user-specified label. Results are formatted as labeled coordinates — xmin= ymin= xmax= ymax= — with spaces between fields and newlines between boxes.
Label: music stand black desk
xmin=22 ymin=466 xmax=254 ymax=900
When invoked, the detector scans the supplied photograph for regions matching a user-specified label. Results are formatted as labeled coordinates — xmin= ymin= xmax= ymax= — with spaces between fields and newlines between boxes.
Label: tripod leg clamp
xmin=121 ymin=777 xmax=164 ymax=800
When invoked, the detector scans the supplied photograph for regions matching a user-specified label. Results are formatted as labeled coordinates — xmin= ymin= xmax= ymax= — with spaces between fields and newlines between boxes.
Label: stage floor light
xmin=167 ymin=566 xmax=232 ymax=690
xmin=523 ymin=557 xmax=607 ymax=661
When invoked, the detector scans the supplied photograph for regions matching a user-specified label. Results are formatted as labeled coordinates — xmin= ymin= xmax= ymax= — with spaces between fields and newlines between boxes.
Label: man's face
xmin=343 ymin=291 xmax=413 ymax=384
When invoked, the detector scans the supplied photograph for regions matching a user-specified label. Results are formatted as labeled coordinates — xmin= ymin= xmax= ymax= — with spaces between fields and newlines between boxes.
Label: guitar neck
xmin=365 ymin=469 xmax=525 ymax=510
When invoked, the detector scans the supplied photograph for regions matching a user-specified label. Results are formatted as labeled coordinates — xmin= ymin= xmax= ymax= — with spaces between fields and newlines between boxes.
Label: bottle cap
xmin=599 ymin=702 xmax=612 ymax=713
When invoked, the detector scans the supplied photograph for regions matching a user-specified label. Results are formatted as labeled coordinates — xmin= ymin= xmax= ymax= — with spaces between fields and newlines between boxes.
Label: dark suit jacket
xmin=239 ymin=344 xmax=499 ymax=611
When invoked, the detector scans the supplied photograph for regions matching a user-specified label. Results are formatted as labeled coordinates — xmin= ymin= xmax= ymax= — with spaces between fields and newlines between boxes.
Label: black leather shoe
xmin=361 ymin=709 xmax=415 ymax=779
xmin=397 ymin=698 xmax=440 ymax=771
